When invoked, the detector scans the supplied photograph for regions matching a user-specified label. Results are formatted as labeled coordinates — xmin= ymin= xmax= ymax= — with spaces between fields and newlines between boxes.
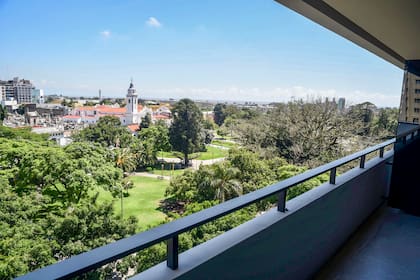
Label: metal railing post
xmin=277 ymin=189 xmax=287 ymax=212
xmin=329 ymin=167 xmax=336 ymax=184
xmin=379 ymin=147 xmax=384 ymax=158
xmin=167 ymin=235 xmax=179 ymax=269
xmin=359 ymin=155 xmax=366 ymax=168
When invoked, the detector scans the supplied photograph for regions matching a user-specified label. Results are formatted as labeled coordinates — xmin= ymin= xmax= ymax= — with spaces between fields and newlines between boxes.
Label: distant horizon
xmin=46 ymin=89 xmax=399 ymax=108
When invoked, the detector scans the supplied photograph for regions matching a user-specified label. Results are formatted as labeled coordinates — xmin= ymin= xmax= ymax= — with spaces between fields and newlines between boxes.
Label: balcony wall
xmin=135 ymin=152 xmax=393 ymax=280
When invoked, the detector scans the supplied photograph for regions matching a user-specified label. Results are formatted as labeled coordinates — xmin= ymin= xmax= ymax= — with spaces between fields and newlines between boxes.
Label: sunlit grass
xmin=148 ymin=167 xmax=190 ymax=177
xmin=95 ymin=176 xmax=169 ymax=231
xmin=194 ymin=145 xmax=228 ymax=160
xmin=211 ymin=140 xmax=238 ymax=149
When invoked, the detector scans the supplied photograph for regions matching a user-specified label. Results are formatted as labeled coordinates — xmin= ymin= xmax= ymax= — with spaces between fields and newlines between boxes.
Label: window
xmin=415 ymin=98 xmax=420 ymax=103
xmin=416 ymin=79 xmax=420 ymax=85
xmin=414 ymin=118 xmax=419 ymax=123
xmin=415 ymin=108 xmax=420 ymax=113
xmin=416 ymin=89 xmax=420 ymax=94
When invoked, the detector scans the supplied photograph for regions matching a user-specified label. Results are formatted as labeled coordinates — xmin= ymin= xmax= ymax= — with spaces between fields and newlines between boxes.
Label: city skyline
xmin=0 ymin=0 xmax=403 ymax=107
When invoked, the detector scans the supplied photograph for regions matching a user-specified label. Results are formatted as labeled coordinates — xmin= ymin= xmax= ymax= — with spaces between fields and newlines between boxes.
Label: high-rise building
xmin=14 ymin=77 xmax=33 ymax=104
xmin=0 ymin=85 xmax=5 ymax=102
xmin=0 ymin=80 xmax=15 ymax=101
xmin=338 ymin=97 xmax=345 ymax=111
xmin=0 ymin=77 xmax=35 ymax=104
xmin=399 ymin=71 xmax=420 ymax=123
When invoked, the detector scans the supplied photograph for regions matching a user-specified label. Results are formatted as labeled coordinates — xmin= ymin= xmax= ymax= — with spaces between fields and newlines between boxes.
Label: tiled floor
xmin=316 ymin=207 xmax=420 ymax=280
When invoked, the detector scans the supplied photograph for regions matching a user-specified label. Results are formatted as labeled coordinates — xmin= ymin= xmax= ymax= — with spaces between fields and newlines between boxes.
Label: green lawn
xmin=160 ymin=146 xmax=228 ymax=161
xmin=148 ymin=167 xmax=190 ymax=177
xmin=95 ymin=176 xmax=169 ymax=231
xmin=211 ymin=140 xmax=238 ymax=149
xmin=195 ymin=145 xmax=228 ymax=160
xmin=158 ymin=151 xmax=180 ymax=159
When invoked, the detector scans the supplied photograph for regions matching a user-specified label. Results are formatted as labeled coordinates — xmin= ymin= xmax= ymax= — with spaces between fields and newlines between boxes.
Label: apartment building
xmin=399 ymin=71 xmax=420 ymax=123
xmin=0 ymin=77 xmax=35 ymax=104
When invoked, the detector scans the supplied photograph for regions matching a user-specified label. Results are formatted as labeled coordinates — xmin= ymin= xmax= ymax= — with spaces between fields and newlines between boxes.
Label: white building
xmin=125 ymin=81 xmax=139 ymax=125
xmin=123 ymin=80 xmax=151 ymax=125
xmin=67 ymin=80 xmax=152 ymax=126
xmin=14 ymin=77 xmax=33 ymax=104
xmin=0 ymin=77 xmax=35 ymax=104
xmin=0 ymin=85 xmax=4 ymax=102
xmin=31 ymin=89 xmax=45 ymax=104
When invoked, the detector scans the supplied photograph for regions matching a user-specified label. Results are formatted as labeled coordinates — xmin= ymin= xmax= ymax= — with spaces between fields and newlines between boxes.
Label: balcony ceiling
xmin=276 ymin=0 xmax=420 ymax=73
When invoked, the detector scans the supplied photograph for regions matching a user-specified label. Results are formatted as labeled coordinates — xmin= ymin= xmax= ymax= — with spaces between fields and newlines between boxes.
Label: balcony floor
xmin=316 ymin=206 xmax=420 ymax=280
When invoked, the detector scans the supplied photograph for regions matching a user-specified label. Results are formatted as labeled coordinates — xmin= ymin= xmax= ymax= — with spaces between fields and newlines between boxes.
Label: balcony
xmin=316 ymin=207 xmax=420 ymax=280
xmin=17 ymin=126 xmax=420 ymax=279
xmin=18 ymin=1 xmax=420 ymax=279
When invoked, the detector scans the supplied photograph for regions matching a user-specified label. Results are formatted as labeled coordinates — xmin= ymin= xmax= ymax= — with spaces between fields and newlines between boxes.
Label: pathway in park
xmin=160 ymin=157 xmax=225 ymax=170
xmin=134 ymin=157 xmax=226 ymax=180
xmin=134 ymin=172 xmax=171 ymax=180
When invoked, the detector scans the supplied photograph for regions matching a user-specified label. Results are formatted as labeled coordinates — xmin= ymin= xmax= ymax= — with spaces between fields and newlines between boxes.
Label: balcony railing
xmin=17 ymin=126 xmax=420 ymax=280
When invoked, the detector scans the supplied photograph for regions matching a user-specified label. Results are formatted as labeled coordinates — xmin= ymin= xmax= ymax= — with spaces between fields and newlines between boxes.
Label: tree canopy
xmin=169 ymin=99 xmax=205 ymax=166
xmin=0 ymin=128 xmax=138 ymax=278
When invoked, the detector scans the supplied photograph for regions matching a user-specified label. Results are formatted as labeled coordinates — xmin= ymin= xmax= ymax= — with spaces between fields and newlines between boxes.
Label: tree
xmin=206 ymin=162 xmax=242 ymax=202
xmin=74 ymin=116 xmax=133 ymax=148
xmin=373 ymin=107 xmax=398 ymax=138
xmin=236 ymin=99 xmax=362 ymax=166
xmin=114 ymin=148 xmax=137 ymax=173
xmin=0 ymin=137 xmax=123 ymax=207
xmin=348 ymin=102 xmax=376 ymax=135
xmin=141 ymin=113 xmax=152 ymax=128
xmin=169 ymin=99 xmax=204 ymax=166
xmin=0 ymin=128 xmax=139 ymax=278
xmin=138 ymin=124 xmax=171 ymax=156
xmin=213 ymin=103 xmax=227 ymax=126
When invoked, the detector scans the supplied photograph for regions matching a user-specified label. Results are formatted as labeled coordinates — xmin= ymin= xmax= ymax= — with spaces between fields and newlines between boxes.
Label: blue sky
xmin=0 ymin=0 xmax=403 ymax=106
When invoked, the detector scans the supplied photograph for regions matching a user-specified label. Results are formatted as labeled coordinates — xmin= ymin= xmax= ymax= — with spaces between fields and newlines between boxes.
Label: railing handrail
xmin=396 ymin=124 xmax=420 ymax=139
xmin=17 ymin=138 xmax=397 ymax=280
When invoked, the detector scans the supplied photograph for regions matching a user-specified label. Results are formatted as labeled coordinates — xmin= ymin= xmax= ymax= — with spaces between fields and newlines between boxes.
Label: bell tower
xmin=126 ymin=79 xmax=138 ymax=124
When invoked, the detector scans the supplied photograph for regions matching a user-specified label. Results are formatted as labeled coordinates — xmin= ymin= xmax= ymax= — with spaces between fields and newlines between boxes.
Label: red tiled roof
xmin=97 ymin=107 xmax=125 ymax=114
xmin=154 ymin=114 xmax=171 ymax=119
xmin=97 ymin=114 xmax=122 ymax=118
xmin=63 ymin=115 xmax=81 ymax=119
xmin=75 ymin=105 xmax=144 ymax=116
xmin=76 ymin=106 xmax=96 ymax=111
xmin=127 ymin=124 xmax=140 ymax=132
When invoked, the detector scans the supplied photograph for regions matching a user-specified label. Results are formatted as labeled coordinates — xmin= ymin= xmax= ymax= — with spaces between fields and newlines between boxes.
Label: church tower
xmin=126 ymin=79 xmax=138 ymax=124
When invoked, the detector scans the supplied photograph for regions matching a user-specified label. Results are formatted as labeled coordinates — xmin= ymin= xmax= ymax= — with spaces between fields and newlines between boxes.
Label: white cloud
xmin=146 ymin=17 xmax=162 ymax=28
xmin=100 ymin=30 xmax=111 ymax=39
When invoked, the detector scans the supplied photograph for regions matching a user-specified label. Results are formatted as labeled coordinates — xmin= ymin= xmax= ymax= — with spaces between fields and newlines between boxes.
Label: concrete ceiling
xmin=275 ymin=0 xmax=420 ymax=72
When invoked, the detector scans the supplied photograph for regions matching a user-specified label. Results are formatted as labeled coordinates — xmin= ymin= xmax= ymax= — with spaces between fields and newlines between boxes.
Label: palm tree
xmin=115 ymin=148 xmax=137 ymax=173
xmin=209 ymin=163 xmax=242 ymax=202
